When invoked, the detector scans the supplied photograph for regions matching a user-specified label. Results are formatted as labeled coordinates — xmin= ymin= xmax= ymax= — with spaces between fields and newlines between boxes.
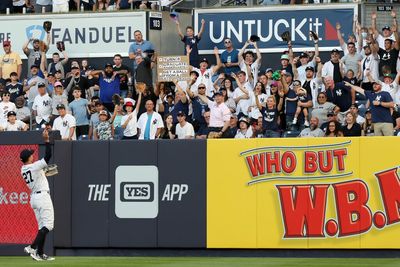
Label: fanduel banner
xmin=195 ymin=4 xmax=357 ymax=54
xmin=0 ymin=12 xmax=146 ymax=58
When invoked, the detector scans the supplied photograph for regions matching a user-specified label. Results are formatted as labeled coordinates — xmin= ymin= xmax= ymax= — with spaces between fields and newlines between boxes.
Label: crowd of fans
xmin=0 ymin=8 xmax=399 ymax=140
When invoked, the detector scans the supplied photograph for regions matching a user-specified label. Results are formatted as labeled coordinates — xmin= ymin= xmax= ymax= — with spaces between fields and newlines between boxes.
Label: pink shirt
xmin=207 ymin=100 xmax=231 ymax=127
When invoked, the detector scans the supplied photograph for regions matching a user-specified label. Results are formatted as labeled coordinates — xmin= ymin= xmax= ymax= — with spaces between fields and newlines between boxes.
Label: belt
xmin=32 ymin=190 xmax=49 ymax=195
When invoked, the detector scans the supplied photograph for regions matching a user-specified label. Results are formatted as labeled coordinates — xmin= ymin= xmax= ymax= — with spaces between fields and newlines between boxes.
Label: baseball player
xmin=20 ymin=129 xmax=55 ymax=261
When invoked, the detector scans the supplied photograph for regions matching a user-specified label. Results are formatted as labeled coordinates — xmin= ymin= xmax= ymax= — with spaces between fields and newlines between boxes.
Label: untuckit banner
xmin=207 ymin=138 xmax=400 ymax=249
xmin=0 ymin=12 xmax=146 ymax=58
xmin=195 ymin=4 xmax=357 ymax=54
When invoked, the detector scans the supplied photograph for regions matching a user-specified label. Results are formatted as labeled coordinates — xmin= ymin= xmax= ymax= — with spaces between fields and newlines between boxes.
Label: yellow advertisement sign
xmin=207 ymin=137 xmax=400 ymax=248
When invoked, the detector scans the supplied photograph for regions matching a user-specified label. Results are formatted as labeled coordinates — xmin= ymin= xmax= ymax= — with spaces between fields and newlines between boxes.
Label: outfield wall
xmin=2 ymin=136 xmax=400 ymax=255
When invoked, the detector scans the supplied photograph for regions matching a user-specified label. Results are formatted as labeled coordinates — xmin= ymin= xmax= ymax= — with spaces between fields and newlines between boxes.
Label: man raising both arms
xmin=21 ymin=129 xmax=55 ymax=261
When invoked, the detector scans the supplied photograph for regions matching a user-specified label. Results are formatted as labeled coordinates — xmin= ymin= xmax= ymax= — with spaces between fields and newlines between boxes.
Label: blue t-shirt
xmin=128 ymin=40 xmax=155 ymax=70
xmin=182 ymin=35 xmax=200 ymax=67
xmin=170 ymin=100 xmax=189 ymax=124
xmin=69 ymin=98 xmax=89 ymax=126
xmin=221 ymin=49 xmax=240 ymax=74
xmin=365 ymin=90 xmax=393 ymax=123
xmin=191 ymin=96 xmax=210 ymax=124
xmin=99 ymin=74 xmax=120 ymax=104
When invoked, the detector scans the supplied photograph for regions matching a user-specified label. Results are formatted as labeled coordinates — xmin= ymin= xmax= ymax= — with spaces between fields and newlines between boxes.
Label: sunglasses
xmin=224 ymin=41 xmax=231 ymax=44
xmin=198 ymin=86 xmax=206 ymax=89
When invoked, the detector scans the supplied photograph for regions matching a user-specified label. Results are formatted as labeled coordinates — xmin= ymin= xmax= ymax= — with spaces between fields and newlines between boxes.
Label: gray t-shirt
xmin=25 ymin=49 xmax=42 ymax=78
xmin=69 ymin=98 xmax=89 ymax=126
xmin=299 ymin=127 xmax=324 ymax=137
xmin=311 ymin=102 xmax=336 ymax=126
xmin=51 ymin=93 xmax=69 ymax=115
xmin=342 ymin=53 xmax=363 ymax=75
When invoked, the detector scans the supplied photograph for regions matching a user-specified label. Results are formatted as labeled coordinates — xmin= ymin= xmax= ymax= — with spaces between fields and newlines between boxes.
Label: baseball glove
xmin=135 ymin=82 xmax=146 ymax=93
xmin=310 ymin=31 xmax=319 ymax=42
xmin=112 ymin=94 xmax=122 ymax=106
xmin=44 ymin=164 xmax=58 ymax=176
xmin=43 ymin=21 xmax=52 ymax=33
xmin=280 ymin=31 xmax=291 ymax=43
xmin=56 ymin=41 xmax=65 ymax=52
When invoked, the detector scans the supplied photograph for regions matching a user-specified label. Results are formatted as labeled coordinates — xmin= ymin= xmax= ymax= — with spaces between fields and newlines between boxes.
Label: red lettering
xmin=246 ymin=154 xmax=265 ymax=177
xmin=281 ymin=151 xmax=296 ymax=174
xmin=333 ymin=180 xmax=372 ymax=237
xmin=333 ymin=149 xmax=347 ymax=171
xmin=375 ymin=168 xmax=400 ymax=225
xmin=266 ymin=151 xmax=281 ymax=173
xmin=277 ymin=184 xmax=329 ymax=238
xmin=318 ymin=150 xmax=333 ymax=173
xmin=304 ymin=151 xmax=318 ymax=173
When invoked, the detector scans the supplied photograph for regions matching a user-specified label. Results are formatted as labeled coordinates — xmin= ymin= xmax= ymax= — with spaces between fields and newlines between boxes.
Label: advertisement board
xmin=0 ymin=145 xmax=38 ymax=244
xmin=0 ymin=12 xmax=146 ymax=58
xmin=207 ymin=138 xmax=400 ymax=249
xmin=195 ymin=4 xmax=357 ymax=54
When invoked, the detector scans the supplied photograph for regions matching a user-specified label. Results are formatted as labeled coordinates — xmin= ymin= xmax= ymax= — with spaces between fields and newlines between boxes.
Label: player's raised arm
xmin=43 ymin=129 xmax=52 ymax=164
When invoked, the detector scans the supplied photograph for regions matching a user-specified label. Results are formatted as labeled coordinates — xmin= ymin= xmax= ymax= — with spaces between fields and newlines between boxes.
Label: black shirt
xmin=113 ymin=64 xmax=131 ymax=91
xmin=135 ymin=57 xmax=152 ymax=87
xmin=65 ymin=75 xmax=89 ymax=102
xmin=378 ymin=48 xmax=399 ymax=75
xmin=326 ymin=82 xmax=352 ymax=112
xmin=342 ymin=123 xmax=362 ymax=136
xmin=262 ymin=107 xmax=279 ymax=131
xmin=6 ymin=82 xmax=24 ymax=102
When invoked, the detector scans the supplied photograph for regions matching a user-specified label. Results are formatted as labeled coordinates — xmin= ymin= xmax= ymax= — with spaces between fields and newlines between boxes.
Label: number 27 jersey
xmin=20 ymin=159 xmax=49 ymax=193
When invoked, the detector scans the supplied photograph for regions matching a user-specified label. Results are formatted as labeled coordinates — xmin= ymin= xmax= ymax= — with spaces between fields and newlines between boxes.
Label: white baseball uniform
xmin=21 ymin=159 xmax=54 ymax=231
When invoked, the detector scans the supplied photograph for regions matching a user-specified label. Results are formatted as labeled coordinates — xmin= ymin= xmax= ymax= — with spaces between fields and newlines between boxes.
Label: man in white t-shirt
xmin=52 ymin=104 xmax=77 ymax=140
xmin=137 ymin=100 xmax=164 ymax=140
xmin=188 ymin=46 xmax=222 ymax=98
xmin=175 ymin=111 xmax=194 ymax=139
xmin=238 ymin=39 xmax=262 ymax=87
xmin=371 ymin=11 xmax=397 ymax=49
xmin=0 ymin=92 xmax=16 ymax=120
xmin=32 ymin=82 xmax=52 ymax=126
xmin=232 ymin=71 xmax=253 ymax=117
xmin=1 ymin=111 xmax=27 ymax=131
xmin=53 ymin=0 xmax=69 ymax=13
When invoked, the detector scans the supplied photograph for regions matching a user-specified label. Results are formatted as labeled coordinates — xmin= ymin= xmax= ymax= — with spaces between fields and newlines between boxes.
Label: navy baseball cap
xmin=177 ymin=111 xmax=186 ymax=117
xmin=104 ymin=63 xmax=113 ymax=69
xmin=20 ymin=149 xmax=34 ymax=163
xmin=299 ymin=52 xmax=309 ymax=58
xmin=56 ymin=103 xmax=65 ymax=110
xmin=38 ymin=82 xmax=46 ymax=88
xmin=305 ymin=66 xmax=315 ymax=72
xmin=7 ymin=111 xmax=16 ymax=117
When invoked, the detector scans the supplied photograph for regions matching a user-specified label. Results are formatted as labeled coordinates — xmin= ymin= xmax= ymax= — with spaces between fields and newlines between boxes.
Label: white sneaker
xmin=24 ymin=245 xmax=34 ymax=254
xmin=304 ymin=120 xmax=310 ymax=127
xmin=292 ymin=118 xmax=297 ymax=124
xmin=40 ymin=254 xmax=55 ymax=261
xmin=30 ymin=251 xmax=43 ymax=261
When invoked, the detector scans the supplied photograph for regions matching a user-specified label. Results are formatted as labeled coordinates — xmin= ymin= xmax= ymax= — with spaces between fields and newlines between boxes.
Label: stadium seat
xmin=283 ymin=131 xmax=300 ymax=138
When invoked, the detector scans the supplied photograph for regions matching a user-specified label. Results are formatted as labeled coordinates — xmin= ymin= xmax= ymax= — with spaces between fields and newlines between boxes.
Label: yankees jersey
xmin=21 ymin=159 xmax=49 ymax=193
xmin=192 ymin=67 xmax=215 ymax=98
xmin=0 ymin=101 xmax=16 ymax=120
xmin=240 ymin=60 xmax=260 ymax=87
xmin=32 ymin=93 xmax=52 ymax=124
xmin=378 ymin=80 xmax=399 ymax=104
xmin=2 ymin=120 xmax=26 ymax=131
xmin=53 ymin=114 xmax=77 ymax=140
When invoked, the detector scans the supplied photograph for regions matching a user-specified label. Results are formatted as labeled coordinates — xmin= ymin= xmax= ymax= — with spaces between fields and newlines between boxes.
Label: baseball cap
xmin=104 ymin=63 xmax=113 ymax=69
xmin=331 ymin=49 xmax=340 ymax=54
xmin=7 ymin=111 xmax=16 ymax=117
xmin=238 ymin=116 xmax=250 ymax=125
xmin=3 ymin=40 xmax=10 ymax=47
xmin=280 ymin=54 xmax=290 ymax=60
xmin=20 ymin=149 xmax=34 ymax=163
xmin=299 ymin=52 xmax=309 ymax=58
xmin=47 ymin=72 xmax=54 ymax=77
xmin=71 ymin=65 xmax=80 ymax=70
xmin=271 ymin=81 xmax=278 ymax=87
xmin=99 ymin=110 xmax=108 ymax=116
xmin=265 ymin=68 xmax=273 ymax=73
xmin=305 ymin=66 xmax=315 ymax=72
xmin=38 ymin=82 xmax=46 ymax=88
xmin=54 ymin=81 xmax=63 ymax=87
xmin=365 ymin=109 xmax=371 ymax=114
xmin=382 ymin=25 xmax=391 ymax=31
xmin=56 ymin=103 xmax=65 ymax=110
xmin=30 ymin=65 xmax=39 ymax=69
xmin=177 ymin=111 xmax=186 ymax=117
xmin=213 ymin=90 xmax=223 ymax=97
xmin=190 ymin=70 xmax=199 ymax=77
xmin=327 ymin=111 xmax=336 ymax=117
xmin=383 ymin=73 xmax=393 ymax=78
xmin=200 ymin=58 xmax=209 ymax=64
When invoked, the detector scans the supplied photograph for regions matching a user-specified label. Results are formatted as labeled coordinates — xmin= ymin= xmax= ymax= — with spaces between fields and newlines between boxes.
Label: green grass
xmin=0 ymin=257 xmax=400 ymax=267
